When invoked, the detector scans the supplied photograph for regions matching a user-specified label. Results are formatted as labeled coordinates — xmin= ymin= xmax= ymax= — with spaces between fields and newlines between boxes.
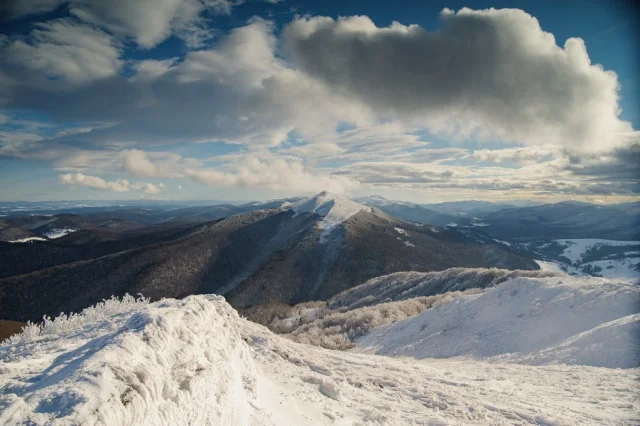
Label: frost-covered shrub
xmin=283 ymin=288 xmax=486 ymax=350
xmin=8 ymin=294 xmax=150 ymax=345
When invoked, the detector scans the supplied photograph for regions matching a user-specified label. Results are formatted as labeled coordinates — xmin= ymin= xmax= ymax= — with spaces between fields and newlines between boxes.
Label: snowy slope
xmin=555 ymin=239 xmax=639 ymax=264
xmin=527 ymin=239 xmax=640 ymax=282
xmin=2 ymin=294 xmax=638 ymax=425
xmin=554 ymin=239 xmax=640 ymax=282
xmin=8 ymin=237 xmax=47 ymax=243
xmin=43 ymin=228 xmax=77 ymax=239
xmin=356 ymin=275 xmax=640 ymax=368
xmin=292 ymin=191 xmax=371 ymax=239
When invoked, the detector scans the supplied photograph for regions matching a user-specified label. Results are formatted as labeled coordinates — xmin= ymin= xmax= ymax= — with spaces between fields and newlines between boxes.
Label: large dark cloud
xmin=283 ymin=8 xmax=632 ymax=151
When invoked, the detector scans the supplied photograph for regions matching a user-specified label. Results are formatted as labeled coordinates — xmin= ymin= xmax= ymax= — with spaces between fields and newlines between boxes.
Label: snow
xmin=2 ymin=291 xmax=638 ymax=425
xmin=356 ymin=275 xmax=640 ymax=369
xmin=555 ymin=238 xmax=640 ymax=264
xmin=535 ymin=259 xmax=571 ymax=274
xmin=292 ymin=191 xmax=370 ymax=241
xmin=1 ymin=295 xmax=258 ymax=425
xmin=394 ymin=227 xmax=408 ymax=236
xmin=43 ymin=228 xmax=77 ymax=239
xmin=541 ymin=239 xmax=640 ymax=282
xmin=8 ymin=237 xmax=47 ymax=243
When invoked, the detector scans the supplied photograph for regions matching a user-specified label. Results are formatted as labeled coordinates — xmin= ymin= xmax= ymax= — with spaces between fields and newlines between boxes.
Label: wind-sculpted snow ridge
xmin=356 ymin=275 xmax=640 ymax=368
xmin=1 ymin=292 xmax=638 ymax=425
xmin=0 ymin=295 xmax=258 ymax=425
xmin=329 ymin=267 xmax=561 ymax=311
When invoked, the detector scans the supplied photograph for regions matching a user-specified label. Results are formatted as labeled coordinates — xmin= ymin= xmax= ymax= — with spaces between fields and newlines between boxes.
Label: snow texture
xmin=356 ymin=275 xmax=640 ymax=369
xmin=2 ymin=277 xmax=639 ymax=425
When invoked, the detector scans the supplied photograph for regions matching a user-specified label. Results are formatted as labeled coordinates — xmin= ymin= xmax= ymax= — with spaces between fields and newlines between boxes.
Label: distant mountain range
xmin=357 ymin=196 xmax=639 ymax=240
xmin=0 ymin=192 xmax=536 ymax=322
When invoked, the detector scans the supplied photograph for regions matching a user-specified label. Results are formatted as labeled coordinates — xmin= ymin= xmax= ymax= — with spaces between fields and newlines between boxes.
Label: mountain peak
xmin=292 ymin=192 xmax=371 ymax=237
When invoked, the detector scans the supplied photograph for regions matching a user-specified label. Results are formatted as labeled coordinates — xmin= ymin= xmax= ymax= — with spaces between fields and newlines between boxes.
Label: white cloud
xmin=185 ymin=155 xmax=359 ymax=194
xmin=1 ymin=0 xmax=65 ymax=17
xmin=4 ymin=19 xmax=122 ymax=85
xmin=1 ymin=19 xmax=369 ymax=148
xmin=3 ymin=0 xmax=267 ymax=48
xmin=283 ymin=9 xmax=633 ymax=152
xmin=120 ymin=149 xmax=201 ymax=178
xmin=471 ymin=145 xmax=560 ymax=164
xmin=59 ymin=173 xmax=130 ymax=192
xmin=128 ymin=58 xmax=177 ymax=83
xmin=131 ymin=181 xmax=163 ymax=194
xmin=59 ymin=173 xmax=163 ymax=193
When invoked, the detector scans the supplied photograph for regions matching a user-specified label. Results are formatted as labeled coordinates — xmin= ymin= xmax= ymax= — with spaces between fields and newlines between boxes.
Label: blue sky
xmin=0 ymin=0 xmax=638 ymax=203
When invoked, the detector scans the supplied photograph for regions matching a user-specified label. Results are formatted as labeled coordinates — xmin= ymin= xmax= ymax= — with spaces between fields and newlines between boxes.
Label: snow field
xmin=554 ymin=239 xmax=640 ymax=264
xmin=356 ymin=275 xmax=640 ymax=368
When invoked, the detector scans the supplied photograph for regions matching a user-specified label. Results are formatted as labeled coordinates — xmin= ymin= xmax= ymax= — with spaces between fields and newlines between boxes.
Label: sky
xmin=0 ymin=0 xmax=638 ymax=204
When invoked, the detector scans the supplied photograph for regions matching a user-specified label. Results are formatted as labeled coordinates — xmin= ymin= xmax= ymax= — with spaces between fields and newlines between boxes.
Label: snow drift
xmin=356 ymin=275 xmax=640 ymax=368
xmin=1 ymin=285 xmax=639 ymax=425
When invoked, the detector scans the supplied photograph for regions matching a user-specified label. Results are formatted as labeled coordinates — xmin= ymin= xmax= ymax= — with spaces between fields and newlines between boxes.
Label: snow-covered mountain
xmin=1 ymin=192 xmax=538 ymax=322
xmin=356 ymin=274 xmax=640 ymax=368
xmin=2 ymin=273 xmax=638 ymax=425
xmin=292 ymin=191 xmax=372 ymax=240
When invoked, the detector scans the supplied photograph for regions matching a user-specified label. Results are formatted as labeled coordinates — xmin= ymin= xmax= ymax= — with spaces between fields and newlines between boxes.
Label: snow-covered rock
xmin=1 ymin=288 xmax=638 ymax=425
xmin=356 ymin=275 xmax=640 ymax=368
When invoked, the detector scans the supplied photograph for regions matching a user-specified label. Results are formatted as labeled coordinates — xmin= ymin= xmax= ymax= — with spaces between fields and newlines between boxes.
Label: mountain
xmin=2 ymin=281 xmax=637 ymax=424
xmin=0 ymin=224 xmax=37 ymax=242
xmin=422 ymin=200 xmax=522 ymax=216
xmin=0 ymin=192 xmax=537 ymax=322
xmin=476 ymin=201 xmax=640 ymax=240
xmin=241 ymin=268 xmax=562 ymax=349
xmin=355 ymin=195 xmax=463 ymax=226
